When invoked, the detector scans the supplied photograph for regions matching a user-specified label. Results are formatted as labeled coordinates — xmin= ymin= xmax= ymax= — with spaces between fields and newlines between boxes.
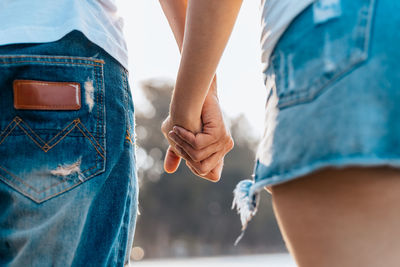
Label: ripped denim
xmin=0 ymin=31 xmax=138 ymax=266
xmin=234 ymin=0 xmax=400 ymax=242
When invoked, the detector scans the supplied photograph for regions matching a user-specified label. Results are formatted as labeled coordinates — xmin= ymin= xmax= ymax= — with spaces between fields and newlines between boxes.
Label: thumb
xmin=164 ymin=146 xmax=181 ymax=173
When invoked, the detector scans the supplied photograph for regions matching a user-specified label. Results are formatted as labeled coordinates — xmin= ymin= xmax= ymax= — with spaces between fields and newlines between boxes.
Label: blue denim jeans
xmin=233 ymin=0 xmax=400 ymax=237
xmin=0 ymin=31 xmax=138 ymax=266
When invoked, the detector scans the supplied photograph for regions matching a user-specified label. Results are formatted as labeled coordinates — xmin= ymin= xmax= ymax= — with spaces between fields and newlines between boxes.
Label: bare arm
xmin=159 ymin=0 xmax=237 ymax=180
xmin=160 ymin=0 xmax=217 ymax=132
xmin=159 ymin=0 xmax=187 ymax=52
xmin=170 ymin=0 xmax=243 ymax=130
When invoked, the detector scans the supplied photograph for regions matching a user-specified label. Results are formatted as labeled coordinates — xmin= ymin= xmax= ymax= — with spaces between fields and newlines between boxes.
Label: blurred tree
xmin=133 ymin=80 xmax=286 ymax=259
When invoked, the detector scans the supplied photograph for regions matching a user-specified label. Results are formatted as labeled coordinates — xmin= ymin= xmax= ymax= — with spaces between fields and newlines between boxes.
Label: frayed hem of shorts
xmin=232 ymin=156 xmax=400 ymax=245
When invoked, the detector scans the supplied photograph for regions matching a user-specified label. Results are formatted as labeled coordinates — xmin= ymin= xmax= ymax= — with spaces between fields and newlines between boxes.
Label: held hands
xmin=161 ymin=85 xmax=234 ymax=182
xmin=159 ymin=0 xmax=242 ymax=182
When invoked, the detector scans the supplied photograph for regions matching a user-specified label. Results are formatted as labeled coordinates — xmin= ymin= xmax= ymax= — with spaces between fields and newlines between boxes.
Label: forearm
xmin=171 ymin=0 xmax=242 ymax=128
xmin=159 ymin=0 xmax=187 ymax=51
xmin=160 ymin=0 xmax=219 ymax=131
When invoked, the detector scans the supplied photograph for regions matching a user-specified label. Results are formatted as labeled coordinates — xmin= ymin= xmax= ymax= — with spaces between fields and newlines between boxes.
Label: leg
xmin=271 ymin=167 xmax=400 ymax=267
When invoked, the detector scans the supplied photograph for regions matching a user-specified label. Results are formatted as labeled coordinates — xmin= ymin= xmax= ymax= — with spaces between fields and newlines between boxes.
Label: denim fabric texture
xmin=0 ymin=31 xmax=138 ymax=266
xmin=233 ymin=0 xmax=400 ymax=234
xmin=255 ymin=0 xmax=400 ymax=187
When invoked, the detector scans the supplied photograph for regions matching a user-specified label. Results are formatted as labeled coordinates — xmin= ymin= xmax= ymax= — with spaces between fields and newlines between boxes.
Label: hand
xmin=161 ymin=105 xmax=203 ymax=172
xmin=167 ymin=89 xmax=234 ymax=181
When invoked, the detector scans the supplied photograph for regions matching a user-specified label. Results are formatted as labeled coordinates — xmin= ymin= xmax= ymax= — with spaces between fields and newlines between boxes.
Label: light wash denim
xmin=0 ymin=31 xmax=138 ymax=266
xmin=234 ymin=0 xmax=400 ymax=239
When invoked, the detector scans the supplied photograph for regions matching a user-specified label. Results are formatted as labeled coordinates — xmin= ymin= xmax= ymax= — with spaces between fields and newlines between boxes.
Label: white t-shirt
xmin=0 ymin=0 xmax=128 ymax=69
xmin=260 ymin=0 xmax=314 ymax=69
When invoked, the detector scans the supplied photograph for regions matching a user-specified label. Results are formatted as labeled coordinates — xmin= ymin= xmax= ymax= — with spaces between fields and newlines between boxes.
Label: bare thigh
xmin=271 ymin=167 xmax=400 ymax=267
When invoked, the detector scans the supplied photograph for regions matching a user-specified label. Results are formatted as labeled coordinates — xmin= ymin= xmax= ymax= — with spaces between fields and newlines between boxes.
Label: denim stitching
xmin=16 ymin=122 xmax=45 ymax=149
xmin=0 ymin=164 xmax=93 ymax=194
xmin=18 ymin=118 xmax=46 ymax=145
xmin=96 ymin=64 xmax=106 ymax=151
xmin=43 ymin=120 xmax=76 ymax=145
xmin=75 ymin=122 xmax=105 ymax=160
xmin=0 ymin=119 xmax=20 ymax=145
xmin=122 ymin=72 xmax=129 ymax=144
xmin=275 ymin=0 xmax=375 ymax=109
xmin=0 ymin=118 xmax=17 ymax=138
xmin=0 ymin=165 xmax=105 ymax=203
xmin=16 ymin=118 xmax=73 ymax=152
xmin=0 ymin=148 xmax=103 ymax=196
xmin=15 ymin=105 xmax=80 ymax=109
xmin=361 ymin=0 xmax=375 ymax=56
xmin=100 ymin=65 xmax=105 ymax=151
xmin=123 ymin=72 xmax=135 ymax=146
xmin=94 ymin=66 xmax=99 ymax=172
xmin=81 ymin=165 xmax=97 ymax=174
xmin=0 ymin=56 xmax=107 ymax=203
xmin=0 ymin=55 xmax=105 ymax=64
xmin=0 ymin=61 xmax=102 ymax=67
xmin=43 ymin=123 xmax=77 ymax=151
xmin=95 ymin=66 xmax=100 ymax=151
xmin=76 ymin=120 xmax=105 ymax=154
xmin=5 ymin=129 xmax=100 ymax=138
xmin=0 ymin=117 xmax=105 ymax=158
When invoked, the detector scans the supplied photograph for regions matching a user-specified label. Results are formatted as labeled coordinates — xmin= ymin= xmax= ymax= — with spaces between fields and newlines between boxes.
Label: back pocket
xmin=269 ymin=0 xmax=376 ymax=109
xmin=0 ymin=55 xmax=106 ymax=203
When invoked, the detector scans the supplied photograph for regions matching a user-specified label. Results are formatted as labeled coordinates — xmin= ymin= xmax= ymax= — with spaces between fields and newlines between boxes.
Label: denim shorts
xmin=0 ymin=31 xmax=138 ymax=266
xmin=233 ymin=0 xmax=400 ymax=235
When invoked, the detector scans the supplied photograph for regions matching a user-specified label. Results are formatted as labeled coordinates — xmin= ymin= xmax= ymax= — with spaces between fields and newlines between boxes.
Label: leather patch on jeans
xmin=13 ymin=80 xmax=81 ymax=110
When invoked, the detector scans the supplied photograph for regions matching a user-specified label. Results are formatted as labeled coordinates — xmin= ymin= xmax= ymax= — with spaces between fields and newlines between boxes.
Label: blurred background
xmin=117 ymin=1 xmax=294 ymax=265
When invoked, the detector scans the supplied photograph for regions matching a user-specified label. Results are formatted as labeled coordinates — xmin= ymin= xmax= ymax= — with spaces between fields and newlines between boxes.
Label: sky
xmin=117 ymin=1 xmax=267 ymax=137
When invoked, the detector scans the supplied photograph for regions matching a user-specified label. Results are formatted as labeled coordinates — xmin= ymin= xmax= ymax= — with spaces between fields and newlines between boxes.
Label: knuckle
xmin=190 ymin=161 xmax=201 ymax=170
xmin=199 ymin=165 xmax=210 ymax=176
xmin=174 ymin=136 xmax=183 ymax=146
xmin=191 ymin=153 xmax=201 ymax=162
xmin=193 ymin=139 xmax=201 ymax=150
xmin=210 ymin=134 xmax=218 ymax=142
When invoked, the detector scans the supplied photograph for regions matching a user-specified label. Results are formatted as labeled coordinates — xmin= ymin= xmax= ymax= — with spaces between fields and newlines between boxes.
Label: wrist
xmin=170 ymin=103 xmax=202 ymax=133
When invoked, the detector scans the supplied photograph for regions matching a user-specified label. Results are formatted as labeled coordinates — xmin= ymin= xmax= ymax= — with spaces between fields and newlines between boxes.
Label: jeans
xmin=0 ymin=31 xmax=138 ymax=266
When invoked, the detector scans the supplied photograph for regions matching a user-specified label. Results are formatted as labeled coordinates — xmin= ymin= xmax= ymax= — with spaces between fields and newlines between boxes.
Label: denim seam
xmin=0 ymin=157 xmax=102 ymax=203
xmin=0 ymin=162 xmax=95 ymax=194
xmin=277 ymin=56 xmax=368 ymax=109
xmin=0 ymin=119 xmax=105 ymax=200
xmin=0 ymin=61 xmax=102 ymax=68
xmin=5 ymin=117 xmax=105 ymax=158
xmin=76 ymin=120 xmax=105 ymax=154
xmin=93 ymin=64 xmax=106 ymax=153
xmin=100 ymin=65 xmax=106 ymax=152
xmin=0 ymin=55 xmax=105 ymax=64
xmin=0 ymin=53 xmax=108 ymax=205
xmin=0 ymin=169 xmax=106 ymax=204
xmin=95 ymin=66 xmax=100 ymax=152
xmin=116 ymin=179 xmax=132 ymax=266
xmin=122 ymin=71 xmax=131 ymax=146
xmin=20 ymin=117 xmax=70 ymax=147
xmin=74 ymin=123 xmax=105 ymax=160
xmin=274 ymin=0 xmax=376 ymax=109
xmin=0 ymin=119 xmax=19 ymax=145
xmin=4 ymin=130 xmax=101 ymax=138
